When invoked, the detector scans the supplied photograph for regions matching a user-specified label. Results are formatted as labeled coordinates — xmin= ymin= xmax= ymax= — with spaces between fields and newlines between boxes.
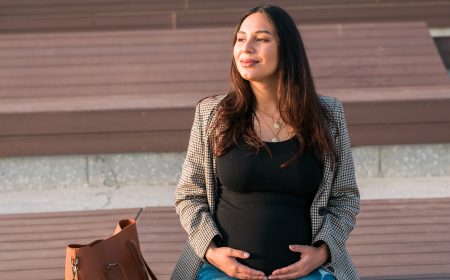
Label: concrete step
xmin=1 ymin=176 xmax=449 ymax=214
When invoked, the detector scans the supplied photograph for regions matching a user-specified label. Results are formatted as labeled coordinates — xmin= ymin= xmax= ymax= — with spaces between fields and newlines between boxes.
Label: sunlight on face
xmin=233 ymin=12 xmax=279 ymax=85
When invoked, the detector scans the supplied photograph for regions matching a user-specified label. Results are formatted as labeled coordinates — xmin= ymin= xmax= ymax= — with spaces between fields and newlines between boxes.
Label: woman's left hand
xmin=268 ymin=243 xmax=329 ymax=279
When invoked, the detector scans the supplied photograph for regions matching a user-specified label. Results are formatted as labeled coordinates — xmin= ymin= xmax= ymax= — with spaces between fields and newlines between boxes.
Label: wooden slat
xmin=0 ymin=22 xmax=445 ymax=93
xmin=138 ymin=207 xmax=185 ymax=279
xmin=187 ymin=0 xmax=450 ymax=10
xmin=0 ymin=130 xmax=192 ymax=157
xmin=0 ymin=2 xmax=184 ymax=14
xmin=1 ymin=22 xmax=449 ymax=156
xmin=2 ymin=0 xmax=450 ymax=33
xmin=176 ymin=3 xmax=450 ymax=29
xmin=349 ymin=242 xmax=450 ymax=255
xmin=135 ymin=198 xmax=450 ymax=279
xmin=0 ymin=208 xmax=141 ymax=280
xmin=348 ymin=122 xmax=450 ymax=146
xmin=1 ymin=198 xmax=450 ymax=279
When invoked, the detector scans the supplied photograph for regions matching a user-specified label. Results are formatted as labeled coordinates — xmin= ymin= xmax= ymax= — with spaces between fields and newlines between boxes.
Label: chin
xmin=239 ymin=72 xmax=261 ymax=81
xmin=239 ymin=70 xmax=277 ymax=82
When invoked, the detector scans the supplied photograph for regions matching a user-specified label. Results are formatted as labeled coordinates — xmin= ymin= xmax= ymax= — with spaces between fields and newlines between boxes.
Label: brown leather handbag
xmin=65 ymin=219 xmax=157 ymax=280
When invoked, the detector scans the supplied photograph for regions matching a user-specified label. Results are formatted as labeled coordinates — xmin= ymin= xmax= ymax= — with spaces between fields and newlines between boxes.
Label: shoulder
xmin=318 ymin=95 xmax=344 ymax=115
xmin=197 ymin=94 xmax=227 ymax=109
xmin=195 ymin=94 xmax=227 ymax=119
xmin=318 ymin=95 xmax=346 ymax=137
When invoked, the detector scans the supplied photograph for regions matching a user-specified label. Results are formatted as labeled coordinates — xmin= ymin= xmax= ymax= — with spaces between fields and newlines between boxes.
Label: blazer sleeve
xmin=175 ymin=100 xmax=222 ymax=260
xmin=313 ymin=100 xmax=360 ymax=266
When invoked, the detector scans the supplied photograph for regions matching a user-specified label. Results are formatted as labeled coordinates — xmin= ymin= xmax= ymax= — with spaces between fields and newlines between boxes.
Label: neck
xmin=250 ymin=80 xmax=278 ymax=113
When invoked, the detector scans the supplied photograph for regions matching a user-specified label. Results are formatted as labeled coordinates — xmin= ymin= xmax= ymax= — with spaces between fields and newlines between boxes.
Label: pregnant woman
xmin=171 ymin=5 xmax=360 ymax=280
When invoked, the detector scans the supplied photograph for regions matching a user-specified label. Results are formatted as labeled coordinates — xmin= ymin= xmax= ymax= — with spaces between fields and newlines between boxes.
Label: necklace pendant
xmin=274 ymin=121 xmax=281 ymax=129
xmin=271 ymin=137 xmax=279 ymax=142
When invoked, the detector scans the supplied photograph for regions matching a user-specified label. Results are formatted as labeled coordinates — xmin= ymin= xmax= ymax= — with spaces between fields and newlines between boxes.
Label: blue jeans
xmin=197 ymin=262 xmax=335 ymax=280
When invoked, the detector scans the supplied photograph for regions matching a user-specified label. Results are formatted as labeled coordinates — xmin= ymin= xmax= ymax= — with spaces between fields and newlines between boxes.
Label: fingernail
xmin=243 ymin=252 xmax=250 ymax=258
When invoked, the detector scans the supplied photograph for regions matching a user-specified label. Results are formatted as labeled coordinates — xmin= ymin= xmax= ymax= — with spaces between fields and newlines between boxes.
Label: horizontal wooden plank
xmin=349 ymin=122 xmax=450 ymax=146
xmin=0 ymin=208 xmax=144 ymax=279
xmin=1 ymin=68 xmax=445 ymax=90
xmin=0 ymin=23 xmax=433 ymax=49
xmin=0 ymin=2 xmax=184 ymax=15
xmin=0 ymin=265 xmax=173 ymax=280
xmin=359 ymin=204 xmax=450 ymax=214
xmin=135 ymin=198 xmax=450 ymax=279
xmin=1 ymin=86 xmax=450 ymax=156
xmin=0 ymin=37 xmax=434 ymax=57
xmin=358 ymin=264 xmax=450 ymax=278
xmin=352 ymin=224 xmax=450 ymax=236
xmin=0 ymin=252 xmax=180 ymax=271
xmin=2 ymin=122 xmax=449 ymax=156
xmin=0 ymin=210 xmax=139 ymax=225
xmin=0 ymin=130 xmax=191 ymax=157
xmin=0 ymin=22 xmax=433 ymax=50
xmin=343 ymin=99 xmax=450 ymax=125
xmin=0 ymin=45 xmax=439 ymax=69
xmin=0 ymin=0 xmax=181 ymax=7
xmin=0 ymin=242 xmax=184 ymax=262
xmin=0 ymin=207 xmax=139 ymax=220
xmin=1 ymin=64 xmax=445 ymax=88
xmin=2 ymin=197 xmax=450 ymax=279
xmin=361 ymin=274 xmax=450 ymax=280
xmin=0 ymin=21 xmax=449 ymax=156
xmin=0 ymin=108 xmax=196 ymax=135
xmin=349 ymin=242 xmax=450 ymax=256
xmin=0 ymin=80 xmax=230 ymax=98
xmin=0 ymin=13 xmax=175 ymax=33
xmin=188 ymin=0 xmax=450 ymax=10
xmin=176 ymin=4 xmax=450 ymax=28
xmin=0 ymin=237 xmax=113 ymax=251
xmin=1 ymin=0 xmax=449 ymax=35
xmin=354 ymin=252 xmax=450 ymax=267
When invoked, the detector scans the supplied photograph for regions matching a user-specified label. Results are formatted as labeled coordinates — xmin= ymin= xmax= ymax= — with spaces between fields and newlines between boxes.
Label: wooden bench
xmin=175 ymin=0 xmax=450 ymax=30
xmin=0 ymin=208 xmax=140 ymax=280
xmin=1 ymin=21 xmax=449 ymax=157
xmin=1 ymin=0 xmax=450 ymax=33
xmin=1 ymin=198 xmax=450 ymax=279
xmin=139 ymin=198 xmax=450 ymax=280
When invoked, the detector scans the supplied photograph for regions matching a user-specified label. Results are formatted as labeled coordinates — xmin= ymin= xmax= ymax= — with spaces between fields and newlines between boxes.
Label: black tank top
xmin=215 ymin=137 xmax=323 ymax=275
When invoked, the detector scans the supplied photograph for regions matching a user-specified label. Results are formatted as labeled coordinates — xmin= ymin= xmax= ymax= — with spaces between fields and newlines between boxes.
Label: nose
xmin=241 ymin=39 xmax=255 ymax=54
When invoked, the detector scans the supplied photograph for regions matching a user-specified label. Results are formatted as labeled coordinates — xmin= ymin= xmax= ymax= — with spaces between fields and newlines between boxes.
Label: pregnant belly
xmin=216 ymin=200 xmax=312 ymax=276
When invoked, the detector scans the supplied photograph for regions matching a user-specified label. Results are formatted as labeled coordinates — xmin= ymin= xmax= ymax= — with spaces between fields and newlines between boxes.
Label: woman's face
xmin=233 ymin=12 xmax=279 ymax=84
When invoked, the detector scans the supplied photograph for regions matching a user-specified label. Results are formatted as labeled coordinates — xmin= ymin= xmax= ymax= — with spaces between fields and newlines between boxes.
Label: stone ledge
xmin=1 ymin=143 xmax=449 ymax=191
xmin=353 ymin=143 xmax=450 ymax=177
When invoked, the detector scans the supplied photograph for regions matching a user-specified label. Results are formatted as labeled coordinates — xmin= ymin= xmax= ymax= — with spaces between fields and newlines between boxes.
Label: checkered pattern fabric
xmin=170 ymin=94 xmax=360 ymax=280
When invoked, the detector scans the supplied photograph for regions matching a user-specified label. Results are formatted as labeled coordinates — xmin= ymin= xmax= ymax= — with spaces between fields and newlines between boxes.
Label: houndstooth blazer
xmin=171 ymin=94 xmax=360 ymax=280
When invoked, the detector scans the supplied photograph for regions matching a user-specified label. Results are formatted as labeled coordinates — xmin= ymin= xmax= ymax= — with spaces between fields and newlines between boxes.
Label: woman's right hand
xmin=205 ymin=243 xmax=267 ymax=279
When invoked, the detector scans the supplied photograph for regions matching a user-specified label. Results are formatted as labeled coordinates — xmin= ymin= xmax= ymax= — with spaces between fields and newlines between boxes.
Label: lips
xmin=240 ymin=59 xmax=259 ymax=67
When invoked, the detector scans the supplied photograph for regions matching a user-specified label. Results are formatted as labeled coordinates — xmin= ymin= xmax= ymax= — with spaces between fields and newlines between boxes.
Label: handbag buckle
xmin=71 ymin=257 xmax=79 ymax=280
xmin=105 ymin=263 xmax=119 ymax=271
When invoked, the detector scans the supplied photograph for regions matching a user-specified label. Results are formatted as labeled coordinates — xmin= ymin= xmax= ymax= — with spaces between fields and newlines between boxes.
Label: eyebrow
xmin=237 ymin=30 xmax=273 ymax=35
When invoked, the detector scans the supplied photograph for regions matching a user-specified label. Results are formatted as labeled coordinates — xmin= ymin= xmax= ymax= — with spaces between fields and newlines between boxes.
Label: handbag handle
xmin=127 ymin=239 xmax=158 ymax=280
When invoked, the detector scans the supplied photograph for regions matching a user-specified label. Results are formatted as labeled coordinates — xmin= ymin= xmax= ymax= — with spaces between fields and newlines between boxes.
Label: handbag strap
xmin=127 ymin=240 xmax=158 ymax=280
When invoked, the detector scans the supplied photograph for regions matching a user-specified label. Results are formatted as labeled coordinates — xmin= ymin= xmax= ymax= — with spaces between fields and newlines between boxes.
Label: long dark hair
xmin=210 ymin=5 xmax=336 ymax=167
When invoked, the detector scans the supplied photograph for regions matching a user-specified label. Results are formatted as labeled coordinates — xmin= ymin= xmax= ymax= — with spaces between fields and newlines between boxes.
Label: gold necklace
xmin=256 ymin=111 xmax=285 ymax=142
xmin=256 ymin=107 xmax=283 ymax=129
